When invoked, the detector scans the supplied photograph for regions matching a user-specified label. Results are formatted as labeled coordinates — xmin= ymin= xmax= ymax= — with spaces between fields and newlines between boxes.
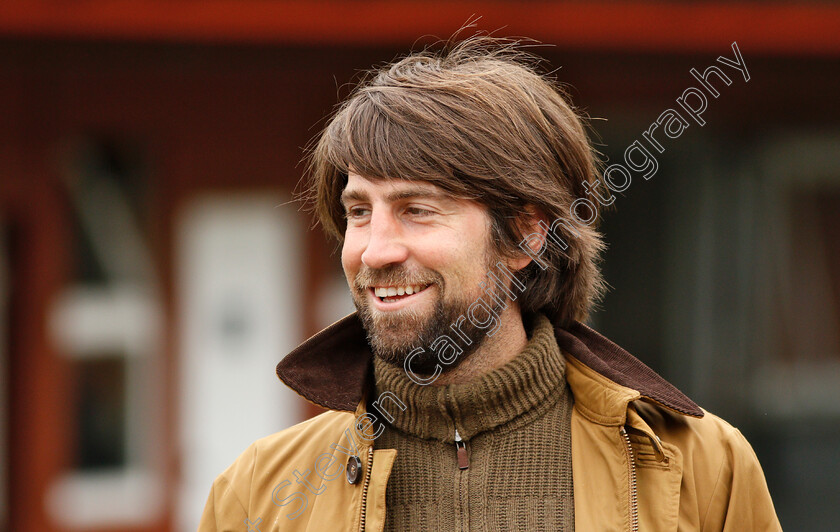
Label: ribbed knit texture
xmin=372 ymin=312 xmax=574 ymax=531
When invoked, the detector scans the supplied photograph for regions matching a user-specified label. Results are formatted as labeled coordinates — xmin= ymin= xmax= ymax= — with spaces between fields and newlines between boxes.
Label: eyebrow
xmin=340 ymin=187 xmax=455 ymax=207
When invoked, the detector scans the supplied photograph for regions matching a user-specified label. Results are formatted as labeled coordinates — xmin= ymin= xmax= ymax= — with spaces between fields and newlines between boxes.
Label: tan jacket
xmin=199 ymin=313 xmax=782 ymax=531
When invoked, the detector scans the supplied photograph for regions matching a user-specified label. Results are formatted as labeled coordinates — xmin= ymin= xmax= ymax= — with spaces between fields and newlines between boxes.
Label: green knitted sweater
xmin=372 ymin=312 xmax=575 ymax=531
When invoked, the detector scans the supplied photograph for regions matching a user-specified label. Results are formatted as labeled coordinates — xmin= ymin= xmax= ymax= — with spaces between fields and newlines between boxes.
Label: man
xmin=199 ymin=37 xmax=781 ymax=531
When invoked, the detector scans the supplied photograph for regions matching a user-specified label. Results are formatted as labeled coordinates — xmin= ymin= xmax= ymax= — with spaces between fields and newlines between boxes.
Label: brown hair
xmin=302 ymin=36 xmax=608 ymax=326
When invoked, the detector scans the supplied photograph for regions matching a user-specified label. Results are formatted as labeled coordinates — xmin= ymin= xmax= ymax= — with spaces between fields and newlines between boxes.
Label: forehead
xmin=341 ymin=172 xmax=454 ymax=203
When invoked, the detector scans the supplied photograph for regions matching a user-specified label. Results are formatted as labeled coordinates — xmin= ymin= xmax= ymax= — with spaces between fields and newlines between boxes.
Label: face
xmin=340 ymin=172 xmax=509 ymax=372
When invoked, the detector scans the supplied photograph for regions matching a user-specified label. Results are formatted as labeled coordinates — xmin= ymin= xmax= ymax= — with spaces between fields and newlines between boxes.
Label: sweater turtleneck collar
xmin=372 ymin=312 xmax=570 ymax=443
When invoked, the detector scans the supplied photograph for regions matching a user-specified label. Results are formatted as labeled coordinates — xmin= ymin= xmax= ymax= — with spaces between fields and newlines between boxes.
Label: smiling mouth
xmin=371 ymin=284 xmax=432 ymax=303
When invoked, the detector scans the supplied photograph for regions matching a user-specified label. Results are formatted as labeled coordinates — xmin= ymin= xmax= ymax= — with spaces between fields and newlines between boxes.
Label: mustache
xmin=353 ymin=266 xmax=441 ymax=290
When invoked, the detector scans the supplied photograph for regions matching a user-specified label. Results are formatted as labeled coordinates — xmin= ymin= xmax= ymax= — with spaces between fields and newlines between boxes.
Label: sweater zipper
xmin=453 ymin=428 xmax=470 ymax=531
xmin=454 ymin=429 xmax=469 ymax=470
xmin=619 ymin=426 xmax=639 ymax=532
xmin=359 ymin=446 xmax=374 ymax=532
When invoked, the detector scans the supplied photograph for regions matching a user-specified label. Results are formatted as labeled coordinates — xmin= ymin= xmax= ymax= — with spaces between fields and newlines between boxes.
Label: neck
xmin=428 ymin=305 xmax=529 ymax=386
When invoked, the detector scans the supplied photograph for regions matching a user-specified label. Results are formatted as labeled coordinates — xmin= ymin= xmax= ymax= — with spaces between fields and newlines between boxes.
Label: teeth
xmin=373 ymin=284 xmax=428 ymax=298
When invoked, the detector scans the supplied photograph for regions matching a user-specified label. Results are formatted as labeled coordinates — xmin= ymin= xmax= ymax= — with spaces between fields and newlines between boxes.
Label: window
xmin=46 ymin=138 xmax=164 ymax=528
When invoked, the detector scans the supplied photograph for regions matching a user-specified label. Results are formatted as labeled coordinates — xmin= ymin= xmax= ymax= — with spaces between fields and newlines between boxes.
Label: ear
xmin=509 ymin=205 xmax=549 ymax=272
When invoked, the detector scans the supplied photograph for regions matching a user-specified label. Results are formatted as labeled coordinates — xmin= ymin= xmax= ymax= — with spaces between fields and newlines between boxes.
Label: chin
xmin=371 ymin=344 xmax=440 ymax=374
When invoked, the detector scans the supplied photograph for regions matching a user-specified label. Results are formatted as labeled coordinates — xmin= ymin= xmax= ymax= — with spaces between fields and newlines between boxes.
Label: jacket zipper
xmin=619 ymin=426 xmax=639 ymax=532
xmin=359 ymin=446 xmax=374 ymax=532
xmin=454 ymin=429 xmax=469 ymax=470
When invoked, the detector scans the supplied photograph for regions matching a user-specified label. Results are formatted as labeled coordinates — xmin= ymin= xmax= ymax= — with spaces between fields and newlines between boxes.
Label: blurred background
xmin=0 ymin=1 xmax=838 ymax=531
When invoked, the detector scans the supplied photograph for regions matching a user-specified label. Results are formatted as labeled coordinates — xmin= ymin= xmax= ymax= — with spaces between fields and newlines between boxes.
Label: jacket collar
xmin=275 ymin=312 xmax=704 ymax=419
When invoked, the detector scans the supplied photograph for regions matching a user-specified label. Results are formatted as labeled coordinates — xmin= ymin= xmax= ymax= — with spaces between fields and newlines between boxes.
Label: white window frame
xmin=46 ymin=285 xmax=164 ymax=528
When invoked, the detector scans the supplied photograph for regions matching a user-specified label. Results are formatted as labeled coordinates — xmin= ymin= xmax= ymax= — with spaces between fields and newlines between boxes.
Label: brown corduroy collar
xmin=275 ymin=311 xmax=704 ymax=418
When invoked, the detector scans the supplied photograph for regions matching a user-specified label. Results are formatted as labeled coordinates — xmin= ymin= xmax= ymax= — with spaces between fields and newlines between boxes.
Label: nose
xmin=361 ymin=209 xmax=409 ymax=269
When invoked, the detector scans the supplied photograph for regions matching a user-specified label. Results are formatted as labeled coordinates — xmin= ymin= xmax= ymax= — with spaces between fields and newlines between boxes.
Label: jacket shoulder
xmin=635 ymin=400 xmax=738 ymax=439
xmin=223 ymin=409 xmax=356 ymax=486
xmin=634 ymin=401 xmax=781 ymax=531
xmin=634 ymin=400 xmax=758 ymax=462
xmin=633 ymin=400 xmax=764 ymax=481
xmin=198 ymin=410 xmax=356 ymax=531
xmin=251 ymin=409 xmax=357 ymax=461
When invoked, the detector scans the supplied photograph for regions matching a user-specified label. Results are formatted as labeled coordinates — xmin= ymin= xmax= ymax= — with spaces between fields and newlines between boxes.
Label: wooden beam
xmin=0 ymin=1 xmax=838 ymax=56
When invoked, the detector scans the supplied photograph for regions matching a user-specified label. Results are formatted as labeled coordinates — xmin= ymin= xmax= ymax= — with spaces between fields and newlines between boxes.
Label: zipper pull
xmin=454 ymin=429 xmax=469 ymax=470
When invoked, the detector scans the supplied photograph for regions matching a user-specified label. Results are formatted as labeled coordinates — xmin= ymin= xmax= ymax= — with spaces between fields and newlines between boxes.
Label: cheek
xmin=342 ymin=228 xmax=375 ymax=280
xmin=341 ymin=237 xmax=362 ymax=274
xmin=421 ymin=235 xmax=483 ymax=278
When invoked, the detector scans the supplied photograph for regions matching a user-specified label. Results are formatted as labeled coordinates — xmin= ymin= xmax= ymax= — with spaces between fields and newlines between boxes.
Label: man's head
xmin=305 ymin=36 xmax=607 ymax=367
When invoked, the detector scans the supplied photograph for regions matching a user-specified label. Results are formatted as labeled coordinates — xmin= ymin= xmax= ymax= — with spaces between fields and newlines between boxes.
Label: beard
xmin=349 ymin=254 xmax=507 ymax=376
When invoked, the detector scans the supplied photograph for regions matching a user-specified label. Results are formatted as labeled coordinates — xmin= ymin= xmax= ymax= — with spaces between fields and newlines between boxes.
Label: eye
xmin=344 ymin=207 xmax=371 ymax=219
xmin=405 ymin=206 xmax=435 ymax=217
